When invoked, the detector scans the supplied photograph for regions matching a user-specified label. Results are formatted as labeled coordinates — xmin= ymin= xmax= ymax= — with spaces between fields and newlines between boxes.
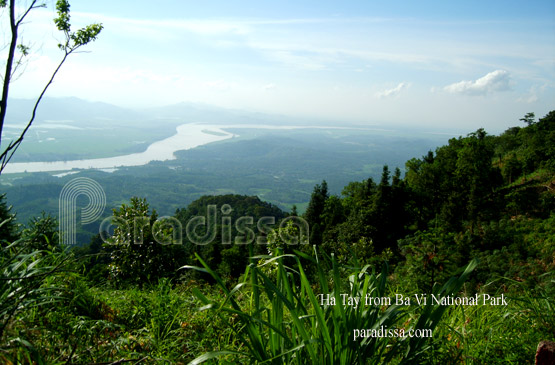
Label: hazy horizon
xmin=4 ymin=96 xmax=543 ymax=137
xmin=5 ymin=1 xmax=554 ymax=133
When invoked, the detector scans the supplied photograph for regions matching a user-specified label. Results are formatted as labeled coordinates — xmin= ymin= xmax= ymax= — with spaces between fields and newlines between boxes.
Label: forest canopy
xmin=0 ymin=111 xmax=554 ymax=363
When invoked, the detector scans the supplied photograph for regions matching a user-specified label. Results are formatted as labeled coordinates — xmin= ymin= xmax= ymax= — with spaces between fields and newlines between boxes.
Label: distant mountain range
xmin=4 ymin=97 xmax=337 ymax=130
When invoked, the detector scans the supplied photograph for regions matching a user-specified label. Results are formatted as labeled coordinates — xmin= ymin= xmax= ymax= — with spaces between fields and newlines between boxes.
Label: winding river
xmin=3 ymin=124 xmax=234 ymax=174
xmin=2 ymin=123 xmax=398 ymax=175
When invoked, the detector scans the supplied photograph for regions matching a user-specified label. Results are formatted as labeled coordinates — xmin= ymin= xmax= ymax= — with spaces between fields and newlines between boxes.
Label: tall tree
xmin=104 ymin=197 xmax=181 ymax=287
xmin=0 ymin=0 xmax=102 ymax=173
xmin=304 ymin=180 xmax=329 ymax=245
xmin=519 ymin=112 xmax=535 ymax=126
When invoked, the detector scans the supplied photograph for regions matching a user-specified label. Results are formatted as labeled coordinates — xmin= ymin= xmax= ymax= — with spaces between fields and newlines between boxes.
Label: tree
xmin=104 ymin=197 xmax=182 ymax=287
xmin=304 ymin=180 xmax=329 ymax=245
xmin=175 ymin=194 xmax=286 ymax=278
xmin=0 ymin=0 xmax=102 ymax=173
xmin=0 ymin=194 xmax=19 ymax=245
xmin=519 ymin=112 xmax=535 ymax=126
xmin=21 ymin=212 xmax=59 ymax=252
xmin=397 ymin=228 xmax=457 ymax=293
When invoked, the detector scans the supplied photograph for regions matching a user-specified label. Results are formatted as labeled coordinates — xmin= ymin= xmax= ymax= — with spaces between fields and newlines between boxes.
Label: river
xmin=2 ymin=123 xmax=401 ymax=174
xmin=2 ymin=124 xmax=234 ymax=174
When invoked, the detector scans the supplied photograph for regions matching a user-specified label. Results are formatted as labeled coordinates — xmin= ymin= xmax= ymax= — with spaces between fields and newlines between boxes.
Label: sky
xmin=4 ymin=0 xmax=555 ymax=132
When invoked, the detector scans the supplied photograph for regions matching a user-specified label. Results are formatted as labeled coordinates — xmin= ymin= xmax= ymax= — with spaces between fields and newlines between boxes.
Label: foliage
xmin=397 ymin=228 xmax=459 ymax=293
xmin=304 ymin=180 xmax=329 ymax=245
xmin=0 ymin=0 xmax=102 ymax=173
xmin=0 ymin=239 xmax=65 ymax=363
xmin=185 ymin=247 xmax=478 ymax=364
xmin=104 ymin=197 xmax=186 ymax=287
xmin=1 ymin=127 xmax=447 ymax=232
xmin=176 ymin=194 xmax=286 ymax=279
xmin=4 ymin=270 xmax=231 ymax=363
xmin=20 ymin=212 xmax=59 ymax=252
xmin=428 ymin=275 xmax=555 ymax=364
xmin=0 ymin=110 xmax=554 ymax=362
xmin=0 ymin=194 xmax=19 ymax=244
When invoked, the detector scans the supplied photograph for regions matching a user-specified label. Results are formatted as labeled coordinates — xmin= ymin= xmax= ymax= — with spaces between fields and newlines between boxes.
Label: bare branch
xmin=0 ymin=0 xmax=39 ymax=149
xmin=0 ymin=48 xmax=70 ymax=172
xmin=0 ymin=0 xmax=21 ymax=144
xmin=14 ymin=0 xmax=38 ymax=28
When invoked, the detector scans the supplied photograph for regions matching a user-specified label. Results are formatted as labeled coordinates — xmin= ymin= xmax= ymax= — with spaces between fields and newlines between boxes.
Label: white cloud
xmin=517 ymin=92 xmax=538 ymax=104
xmin=444 ymin=70 xmax=511 ymax=95
xmin=516 ymin=84 xmax=548 ymax=104
xmin=375 ymin=82 xmax=410 ymax=98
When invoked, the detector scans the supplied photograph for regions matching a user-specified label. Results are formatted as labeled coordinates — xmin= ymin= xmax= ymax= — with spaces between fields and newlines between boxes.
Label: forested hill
xmin=301 ymin=110 xmax=554 ymax=290
xmin=64 ymin=110 xmax=555 ymax=290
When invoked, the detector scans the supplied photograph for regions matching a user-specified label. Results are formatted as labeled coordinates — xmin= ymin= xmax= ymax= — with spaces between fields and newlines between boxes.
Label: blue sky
xmin=7 ymin=0 xmax=555 ymax=132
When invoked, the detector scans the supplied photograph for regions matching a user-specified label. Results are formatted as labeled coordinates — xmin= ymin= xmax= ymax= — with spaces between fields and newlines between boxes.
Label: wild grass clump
xmin=185 ymin=246 xmax=477 ymax=364
xmin=0 ymin=238 xmax=66 ymax=364
xmin=424 ymin=273 xmax=555 ymax=364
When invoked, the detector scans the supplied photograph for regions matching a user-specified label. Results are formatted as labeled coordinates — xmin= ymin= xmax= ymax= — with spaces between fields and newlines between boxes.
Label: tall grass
xmin=0 ymin=238 xmax=65 ymax=363
xmin=431 ymin=272 xmax=555 ymax=364
xmin=184 ymin=246 xmax=477 ymax=364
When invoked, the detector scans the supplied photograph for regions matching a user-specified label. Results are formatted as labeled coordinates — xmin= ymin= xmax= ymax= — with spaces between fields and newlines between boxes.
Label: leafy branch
xmin=0 ymin=0 xmax=102 ymax=174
